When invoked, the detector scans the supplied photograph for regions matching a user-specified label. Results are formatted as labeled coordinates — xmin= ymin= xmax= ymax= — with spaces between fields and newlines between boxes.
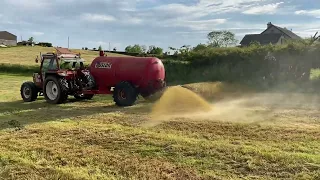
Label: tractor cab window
xmin=59 ymin=58 xmax=85 ymax=70
xmin=49 ymin=59 xmax=58 ymax=70
xmin=42 ymin=59 xmax=51 ymax=72
xmin=60 ymin=61 xmax=72 ymax=69
xmin=42 ymin=58 xmax=58 ymax=72
xmin=73 ymin=62 xmax=84 ymax=69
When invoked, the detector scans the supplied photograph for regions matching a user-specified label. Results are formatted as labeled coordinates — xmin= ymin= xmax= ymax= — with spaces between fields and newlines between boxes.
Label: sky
xmin=0 ymin=0 xmax=320 ymax=51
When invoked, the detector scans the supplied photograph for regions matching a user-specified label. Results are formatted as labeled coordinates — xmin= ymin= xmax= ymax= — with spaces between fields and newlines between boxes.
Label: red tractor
xmin=20 ymin=47 xmax=166 ymax=106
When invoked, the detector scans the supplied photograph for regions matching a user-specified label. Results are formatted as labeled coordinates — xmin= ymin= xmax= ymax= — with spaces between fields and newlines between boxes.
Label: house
xmin=240 ymin=22 xmax=302 ymax=46
xmin=0 ymin=31 xmax=17 ymax=46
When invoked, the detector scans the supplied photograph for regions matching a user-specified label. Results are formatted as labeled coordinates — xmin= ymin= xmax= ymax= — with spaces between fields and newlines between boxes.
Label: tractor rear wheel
xmin=20 ymin=82 xmax=38 ymax=102
xmin=113 ymin=81 xmax=138 ymax=106
xmin=43 ymin=76 xmax=69 ymax=104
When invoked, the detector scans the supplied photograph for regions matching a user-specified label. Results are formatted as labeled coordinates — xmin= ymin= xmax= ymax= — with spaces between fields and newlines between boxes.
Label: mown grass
xmin=0 ymin=73 xmax=320 ymax=179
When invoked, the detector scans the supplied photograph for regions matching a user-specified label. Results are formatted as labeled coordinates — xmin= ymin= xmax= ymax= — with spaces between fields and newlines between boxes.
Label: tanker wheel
xmin=43 ymin=76 xmax=69 ymax=104
xmin=113 ymin=81 xmax=138 ymax=106
xmin=20 ymin=81 xmax=38 ymax=102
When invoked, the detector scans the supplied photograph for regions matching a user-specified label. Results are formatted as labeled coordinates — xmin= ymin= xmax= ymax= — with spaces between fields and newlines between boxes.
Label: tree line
xmin=81 ymin=30 xmax=239 ymax=54
xmin=124 ymin=30 xmax=238 ymax=55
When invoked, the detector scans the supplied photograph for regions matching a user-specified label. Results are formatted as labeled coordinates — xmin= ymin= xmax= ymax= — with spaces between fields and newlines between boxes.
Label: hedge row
xmin=162 ymin=42 xmax=320 ymax=85
xmin=0 ymin=64 xmax=38 ymax=75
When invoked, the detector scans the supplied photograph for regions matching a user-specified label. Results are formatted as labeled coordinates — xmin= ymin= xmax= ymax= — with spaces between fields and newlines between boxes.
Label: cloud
xmin=120 ymin=16 xmax=143 ymax=25
xmin=81 ymin=13 xmax=116 ymax=22
xmin=5 ymin=0 xmax=49 ymax=8
xmin=88 ymin=41 xmax=122 ymax=50
xmin=137 ymin=0 xmax=271 ymax=31
xmin=162 ymin=19 xmax=227 ymax=31
xmin=0 ymin=21 xmax=14 ymax=24
xmin=88 ymin=41 xmax=108 ymax=45
xmin=295 ymin=9 xmax=320 ymax=18
xmin=242 ymin=2 xmax=284 ymax=15
xmin=153 ymin=0 xmax=268 ymax=15
xmin=31 ymin=32 xmax=44 ymax=36
xmin=128 ymin=17 xmax=143 ymax=24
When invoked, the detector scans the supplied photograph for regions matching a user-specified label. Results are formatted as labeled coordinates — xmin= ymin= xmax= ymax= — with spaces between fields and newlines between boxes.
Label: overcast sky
xmin=0 ymin=0 xmax=320 ymax=51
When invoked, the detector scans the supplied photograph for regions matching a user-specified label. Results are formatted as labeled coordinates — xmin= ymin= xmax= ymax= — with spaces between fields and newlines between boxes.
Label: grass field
xmin=1 ymin=46 xmax=320 ymax=179
xmin=0 ymin=46 xmax=129 ymax=66
xmin=0 ymin=73 xmax=320 ymax=180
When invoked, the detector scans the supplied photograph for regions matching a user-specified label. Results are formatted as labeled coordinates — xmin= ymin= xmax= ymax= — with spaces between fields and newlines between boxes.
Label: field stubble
xmin=0 ymin=74 xmax=320 ymax=179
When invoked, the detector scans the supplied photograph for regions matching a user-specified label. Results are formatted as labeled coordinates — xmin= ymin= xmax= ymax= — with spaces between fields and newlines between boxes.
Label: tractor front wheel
xmin=113 ymin=81 xmax=138 ymax=106
xmin=20 ymin=82 xmax=38 ymax=102
xmin=43 ymin=76 xmax=69 ymax=104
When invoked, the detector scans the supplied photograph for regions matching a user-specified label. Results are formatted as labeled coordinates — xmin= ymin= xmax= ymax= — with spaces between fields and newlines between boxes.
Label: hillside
xmin=0 ymin=46 xmax=129 ymax=66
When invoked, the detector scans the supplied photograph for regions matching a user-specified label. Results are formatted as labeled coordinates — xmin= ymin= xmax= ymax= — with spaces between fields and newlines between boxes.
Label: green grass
xmin=0 ymin=73 xmax=320 ymax=179
xmin=311 ymin=69 xmax=320 ymax=80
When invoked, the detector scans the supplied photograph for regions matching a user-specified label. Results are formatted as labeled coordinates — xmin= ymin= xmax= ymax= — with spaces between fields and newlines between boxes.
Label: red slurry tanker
xmin=20 ymin=48 xmax=166 ymax=106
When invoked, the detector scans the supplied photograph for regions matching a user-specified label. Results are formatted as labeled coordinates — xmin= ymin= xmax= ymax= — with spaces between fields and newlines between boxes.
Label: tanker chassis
xmin=20 ymin=48 xmax=166 ymax=106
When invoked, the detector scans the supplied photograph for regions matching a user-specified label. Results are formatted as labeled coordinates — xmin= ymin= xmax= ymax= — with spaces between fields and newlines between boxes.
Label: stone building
xmin=0 ymin=31 xmax=17 ymax=46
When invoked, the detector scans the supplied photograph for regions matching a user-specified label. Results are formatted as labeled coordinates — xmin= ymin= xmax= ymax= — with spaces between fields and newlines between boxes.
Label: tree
xmin=193 ymin=43 xmax=208 ymax=51
xmin=148 ymin=45 xmax=163 ymax=55
xmin=168 ymin=46 xmax=178 ymax=55
xmin=125 ymin=44 xmax=144 ymax=53
xmin=98 ymin=45 xmax=102 ymax=51
xmin=207 ymin=30 xmax=237 ymax=47
xmin=179 ymin=45 xmax=192 ymax=54
xmin=28 ymin=37 xmax=34 ymax=43
xmin=141 ymin=45 xmax=147 ymax=53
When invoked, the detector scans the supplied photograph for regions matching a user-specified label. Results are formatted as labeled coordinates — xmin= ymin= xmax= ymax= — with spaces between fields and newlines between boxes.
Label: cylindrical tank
xmin=89 ymin=56 xmax=166 ymax=97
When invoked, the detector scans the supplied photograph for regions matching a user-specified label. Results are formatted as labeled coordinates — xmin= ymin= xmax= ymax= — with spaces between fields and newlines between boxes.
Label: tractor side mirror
xmin=35 ymin=56 xmax=39 ymax=63
xmin=99 ymin=50 xmax=105 ymax=57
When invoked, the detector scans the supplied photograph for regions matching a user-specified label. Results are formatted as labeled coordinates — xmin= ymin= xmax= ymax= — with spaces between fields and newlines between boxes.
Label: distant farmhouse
xmin=240 ymin=22 xmax=302 ymax=46
xmin=0 ymin=31 xmax=17 ymax=46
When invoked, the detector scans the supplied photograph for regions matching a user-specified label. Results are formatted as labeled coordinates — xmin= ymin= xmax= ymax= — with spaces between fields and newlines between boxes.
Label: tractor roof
xmin=55 ymin=47 xmax=82 ymax=59
xmin=54 ymin=47 xmax=86 ymax=62
xmin=55 ymin=47 xmax=77 ymax=55
xmin=60 ymin=57 xmax=85 ymax=63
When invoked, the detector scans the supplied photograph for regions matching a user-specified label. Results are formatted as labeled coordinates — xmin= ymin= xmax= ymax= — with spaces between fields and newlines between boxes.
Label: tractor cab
xmin=32 ymin=47 xmax=84 ymax=88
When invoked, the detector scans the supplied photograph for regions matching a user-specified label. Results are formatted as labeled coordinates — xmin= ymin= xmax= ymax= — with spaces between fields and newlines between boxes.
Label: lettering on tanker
xmin=95 ymin=62 xmax=112 ymax=69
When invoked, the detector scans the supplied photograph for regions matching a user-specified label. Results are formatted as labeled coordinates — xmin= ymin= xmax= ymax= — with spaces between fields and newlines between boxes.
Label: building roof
xmin=261 ymin=23 xmax=302 ymax=39
xmin=0 ymin=31 xmax=17 ymax=40
xmin=240 ymin=33 xmax=283 ymax=46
